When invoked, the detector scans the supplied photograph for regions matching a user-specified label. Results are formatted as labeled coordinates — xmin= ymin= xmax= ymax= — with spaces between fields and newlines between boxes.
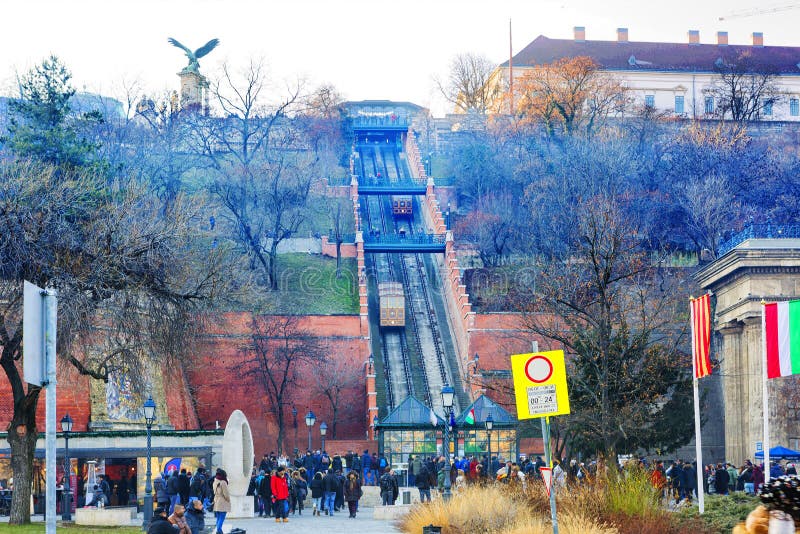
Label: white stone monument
xmin=221 ymin=410 xmax=254 ymax=518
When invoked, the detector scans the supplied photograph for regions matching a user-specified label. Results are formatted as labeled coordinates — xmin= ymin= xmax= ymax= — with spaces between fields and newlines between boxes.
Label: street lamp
xmin=305 ymin=411 xmax=316 ymax=451
xmin=142 ymin=396 xmax=157 ymax=530
xmin=60 ymin=413 xmax=73 ymax=521
xmin=486 ymin=412 xmax=494 ymax=482
xmin=320 ymin=422 xmax=328 ymax=453
xmin=441 ymin=385 xmax=454 ymax=501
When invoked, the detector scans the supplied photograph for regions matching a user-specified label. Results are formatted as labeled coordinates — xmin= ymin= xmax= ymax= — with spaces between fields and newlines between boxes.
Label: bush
xmin=675 ymin=493 xmax=760 ymax=534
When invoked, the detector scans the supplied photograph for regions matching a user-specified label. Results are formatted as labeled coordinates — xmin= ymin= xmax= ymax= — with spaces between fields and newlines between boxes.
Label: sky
xmin=1 ymin=0 xmax=799 ymax=116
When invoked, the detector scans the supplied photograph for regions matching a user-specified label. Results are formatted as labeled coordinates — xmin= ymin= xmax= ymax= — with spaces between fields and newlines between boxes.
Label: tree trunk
xmin=268 ymin=244 xmax=279 ymax=290
xmin=335 ymin=240 xmax=342 ymax=279
xmin=276 ymin=408 xmax=285 ymax=456
xmin=7 ymin=390 xmax=41 ymax=524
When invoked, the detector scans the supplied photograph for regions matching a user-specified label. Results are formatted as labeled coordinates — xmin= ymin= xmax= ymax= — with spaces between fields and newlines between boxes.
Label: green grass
xmin=0 ymin=525 xmax=140 ymax=533
xmin=258 ymin=253 xmax=359 ymax=314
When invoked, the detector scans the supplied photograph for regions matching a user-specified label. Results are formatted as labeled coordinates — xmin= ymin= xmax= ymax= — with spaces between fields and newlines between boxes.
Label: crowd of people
xmin=650 ymin=457 xmax=798 ymax=503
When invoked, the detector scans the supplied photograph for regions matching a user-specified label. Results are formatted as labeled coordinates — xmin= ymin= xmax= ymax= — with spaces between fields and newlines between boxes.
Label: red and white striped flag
xmin=763 ymin=300 xmax=800 ymax=379
xmin=690 ymin=294 xmax=712 ymax=379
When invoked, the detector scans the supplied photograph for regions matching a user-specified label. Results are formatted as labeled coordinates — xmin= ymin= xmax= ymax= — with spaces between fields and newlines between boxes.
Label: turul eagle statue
xmin=168 ymin=37 xmax=220 ymax=73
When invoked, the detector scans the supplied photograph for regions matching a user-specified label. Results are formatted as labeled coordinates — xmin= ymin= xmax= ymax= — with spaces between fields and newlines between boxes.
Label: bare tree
xmin=313 ymin=352 xmax=361 ymax=439
xmin=435 ymin=53 xmax=500 ymax=114
xmin=710 ymin=50 xmax=781 ymax=122
xmin=243 ymin=315 xmax=324 ymax=454
xmin=194 ymin=60 xmax=318 ymax=290
xmin=515 ymin=56 xmax=626 ymax=137
xmin=0 ymin=160 xmax=230 ymax=523
xmin=680 ymin=174 xmax=739 ymax=259
xmin=517 ymin=196 xmax=694 ymax=463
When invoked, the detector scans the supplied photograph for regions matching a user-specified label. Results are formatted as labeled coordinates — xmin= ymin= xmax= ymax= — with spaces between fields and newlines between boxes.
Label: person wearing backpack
xmin=322 ymin=469 xmax=338 ymax=516
xmin=379 ymin=467 xmax=395 ymax=506
xmin=415 ymin=464 xmax=433 ymax=502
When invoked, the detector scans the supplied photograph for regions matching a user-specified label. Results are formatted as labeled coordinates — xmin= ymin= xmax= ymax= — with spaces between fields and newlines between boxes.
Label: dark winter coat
xmin=185 ymin=507 xmax=205 ymax=533
xmin=257 ymin=474 xmax=271 ymax=498
xmin=154 ymin=477 xmax=168 ymax=502
xmin=310 ymin=476 xmax=324 ymax=498
xmin=147 ymin=515 xmax=176 ymax=534
xmin=714 ymin=468 xmax=730 ymax=494
xmin=344 ymin=478 xmax=362 ymax=502
xmin=166 ymin=473 xmax=179 ymax=496
xmin=323 ymin=472 xmax=339 ymax=493
xmin=178 ymin=473 xmax=191 ymax=501
xmin=189 ymin=474 xmax=206 ymax=499
xmin=415 ymin=466 xmax=433 ymax=490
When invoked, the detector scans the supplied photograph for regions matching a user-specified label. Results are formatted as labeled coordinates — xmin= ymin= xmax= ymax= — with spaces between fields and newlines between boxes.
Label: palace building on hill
xmin=491 ymin=28 xmax=800 ymax=120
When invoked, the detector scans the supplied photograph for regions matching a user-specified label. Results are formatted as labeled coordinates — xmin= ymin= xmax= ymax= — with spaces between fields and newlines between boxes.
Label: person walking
xmin=343 ymin=471 xmax=362 ymax=518
xmin=292 ymin=470 xmax=307 ymax=515
xmin=322 ymin=469 xmax=338 ymax=516
xmin=361 ymin=450 xmax=372 ymax=485
xmin=178 ymin=469 xmax=191 ymax=506
xmin=310 ymin=472 xmax=324 ymax=516
xmin=166 ymin=471 xmax=180 ymax=514
xmin=256 ymin=470 xmax=271 ymax=517
xmin=188 ymin=468 xmax=206 ymax=505
xmin=415 ymin=464 xmax=433 ymax=502
xmin=380 ymin=467 xmax=395 ymax=505
xmin=271 ymin=466 xmax=290 ymax=523
xmin=212 ymin=469 xmax=231 ymax=534
xmin=154 ymin=473 xmax=170 ymax=510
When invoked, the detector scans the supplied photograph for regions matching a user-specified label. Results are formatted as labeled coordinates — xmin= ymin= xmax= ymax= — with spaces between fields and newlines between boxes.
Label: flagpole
xmin=762 ymin=300 xmax=771 ymax=482
xmin=690 ymin=297 xmax=705 ymax=514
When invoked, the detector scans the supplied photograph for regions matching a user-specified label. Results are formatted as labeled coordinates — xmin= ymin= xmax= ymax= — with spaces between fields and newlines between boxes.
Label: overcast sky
xmin=1 ymin=0 xmax=797 ymax=116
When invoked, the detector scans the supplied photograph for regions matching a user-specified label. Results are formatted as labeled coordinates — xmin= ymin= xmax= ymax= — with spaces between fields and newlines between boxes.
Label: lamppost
xmin=60 ymin=413 xmax=73 ymax=521
xmin=305 ymin=411 xmax=316 ymax=451
xmin=486 ymin=412 xmax=494 ymax=482
xmin=142 ymin=396 xmax=157 ymax=530
xmin=292 ymin=407 xmax=298 ymax=452
xmin=320 ymin=422 xmax=328 ymax=453
xmin=441 ymin=385 xmax=454 ymax=501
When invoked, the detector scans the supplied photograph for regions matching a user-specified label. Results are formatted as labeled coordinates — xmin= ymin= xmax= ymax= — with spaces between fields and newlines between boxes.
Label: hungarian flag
xmin=763 ymin=300 xmax=800 ymax=379
xmin=464 ymin=408 xmax=475 ymax=425
xmin=690 ymin=294 xmax=712 ymax=379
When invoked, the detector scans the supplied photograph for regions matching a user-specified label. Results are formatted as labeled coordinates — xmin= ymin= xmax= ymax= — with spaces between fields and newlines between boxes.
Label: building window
xmin=675 ymin=95 xmax=685 ymax=114
xmin=704 ymin=96 xmax=714 ymax=114
xmin=792 ymin=98 xmax=799 ymax=116
xmin=644 ymin=94 xmax=655 ymax=108
xmin=764 ymin=101 xmax=773 ymax=116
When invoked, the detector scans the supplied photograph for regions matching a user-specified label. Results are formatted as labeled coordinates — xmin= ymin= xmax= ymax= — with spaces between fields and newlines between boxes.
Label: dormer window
xmin=645 ymin=95 xmax=655 ymax=108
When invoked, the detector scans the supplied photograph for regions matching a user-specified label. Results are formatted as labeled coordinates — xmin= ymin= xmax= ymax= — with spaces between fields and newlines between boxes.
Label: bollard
xmin=422 ymin=525 xmax=442 ymax=534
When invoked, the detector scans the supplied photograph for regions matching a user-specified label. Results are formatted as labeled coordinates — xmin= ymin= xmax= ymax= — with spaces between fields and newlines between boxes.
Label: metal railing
xmin=363 ymin=233 xmax=446 ymax=245
xmin=718 ymin=224 xmax=800 ymax=256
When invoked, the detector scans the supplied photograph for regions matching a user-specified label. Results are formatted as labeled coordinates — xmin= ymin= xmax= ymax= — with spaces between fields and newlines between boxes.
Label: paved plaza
xmin=5 ymin=509 xmax=404 ymax=533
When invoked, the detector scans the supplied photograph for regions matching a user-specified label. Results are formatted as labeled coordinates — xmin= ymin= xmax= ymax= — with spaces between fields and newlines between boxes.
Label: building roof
xmin=455 ymin=395 xmax=515 ymax=427
xmin=377 ymin=396 xmax=444 ymax=428
xmin=503 ymin=35 xmax=800 ymax=75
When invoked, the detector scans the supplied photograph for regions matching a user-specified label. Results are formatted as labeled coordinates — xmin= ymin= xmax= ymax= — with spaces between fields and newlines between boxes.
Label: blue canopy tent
xmin=755 ymin=446 xmax=800 ymax=459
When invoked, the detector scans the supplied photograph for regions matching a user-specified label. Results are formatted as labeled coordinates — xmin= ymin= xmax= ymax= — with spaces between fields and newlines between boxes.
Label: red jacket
xmin=271 ymin=474 xmax=289 ymax=500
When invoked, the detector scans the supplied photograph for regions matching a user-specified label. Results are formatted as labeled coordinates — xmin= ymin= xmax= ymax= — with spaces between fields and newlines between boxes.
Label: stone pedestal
xmin=228 ymin=494 xmax=254 ymax=518
xmin=178 ymin=70 xmax=209 ymax=113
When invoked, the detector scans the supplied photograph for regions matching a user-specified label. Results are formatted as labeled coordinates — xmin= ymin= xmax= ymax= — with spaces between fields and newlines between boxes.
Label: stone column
xmin=718 ymin=321 xmax=744 ymax=464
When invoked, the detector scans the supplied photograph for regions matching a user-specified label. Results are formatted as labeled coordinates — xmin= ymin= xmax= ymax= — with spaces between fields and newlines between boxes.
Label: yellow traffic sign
xmin=511 ymin=350 xmax=570 ymax=419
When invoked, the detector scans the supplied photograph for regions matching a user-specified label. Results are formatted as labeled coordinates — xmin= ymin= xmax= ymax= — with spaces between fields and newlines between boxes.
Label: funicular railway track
xmin=359 ymin=138 xmax=461 ymax=415
xmin=361 ymin=146 xmax=414 ymax=410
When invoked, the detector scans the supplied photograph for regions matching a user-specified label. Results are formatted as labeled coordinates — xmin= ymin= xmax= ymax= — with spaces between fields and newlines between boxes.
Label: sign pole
xmin=44 ymin=289 xmax=57 ymax=534
xmin=542 ymin=416 xmax=558 ymax=534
